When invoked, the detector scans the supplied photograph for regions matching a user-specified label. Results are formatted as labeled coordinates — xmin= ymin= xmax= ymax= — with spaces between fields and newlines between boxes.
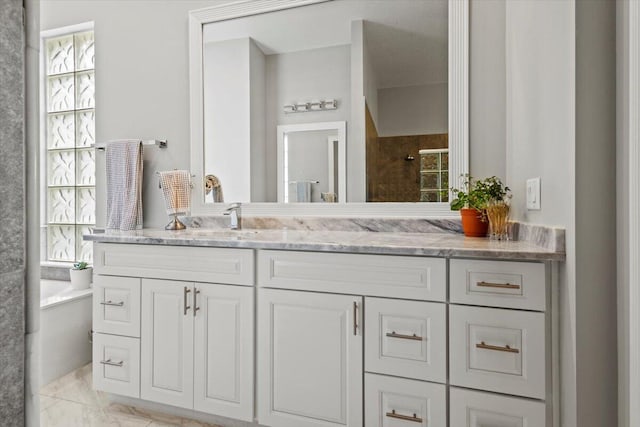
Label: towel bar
xmin=93 ymin=139 xmax=167 ymax=151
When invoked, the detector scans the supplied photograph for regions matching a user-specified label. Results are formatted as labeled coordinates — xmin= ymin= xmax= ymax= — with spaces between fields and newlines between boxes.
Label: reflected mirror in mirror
xmin=201 ymin=0 xmax=448 ymax=204
xmin=277 ymin=122 xmax=346 ymax=203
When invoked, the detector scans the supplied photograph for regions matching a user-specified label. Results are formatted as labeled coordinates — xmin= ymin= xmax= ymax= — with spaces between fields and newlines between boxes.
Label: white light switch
xmin=526 ymin=177 xmax=541 ymax=210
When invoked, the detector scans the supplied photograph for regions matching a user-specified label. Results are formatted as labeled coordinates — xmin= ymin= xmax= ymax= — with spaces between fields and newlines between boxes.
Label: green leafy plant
xmin=72 ymin=261 xmax=89 ymax=270
xmin=450 ymin=174 xmax=511 ymax=212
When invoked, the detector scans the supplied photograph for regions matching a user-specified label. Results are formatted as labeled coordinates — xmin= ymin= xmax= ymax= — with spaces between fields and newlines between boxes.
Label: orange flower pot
xmin=460 ymin=208 xmax=489 ymax=237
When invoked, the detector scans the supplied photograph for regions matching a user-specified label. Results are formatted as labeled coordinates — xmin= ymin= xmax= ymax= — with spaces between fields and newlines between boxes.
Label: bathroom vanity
xmin=87 ymin=228 xmax=563 ymax=427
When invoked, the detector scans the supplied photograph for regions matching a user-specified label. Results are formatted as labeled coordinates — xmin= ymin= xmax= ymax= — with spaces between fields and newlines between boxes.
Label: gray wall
xmin=377 ymin=83 xmax=448 ymax=137
xmin=41 ymin=0 xmax=225 ymax=228
xmin=505 ymin=1 xmax=617 ymax=426
xmin=266 ymin=45 xmax=350 ymax=201
xmin=575 ymin=1 xmax=617 ymax=425
xmin=0 ymin=0 xmax=26 ymax=425
xmin=470 ymin=0 xmax=506 ymax=180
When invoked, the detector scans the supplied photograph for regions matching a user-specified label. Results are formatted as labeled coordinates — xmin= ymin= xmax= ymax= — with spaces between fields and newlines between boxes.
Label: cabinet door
xmin=141 ymin=279 xmax=194 ymax=409
xmin=258 ymin=289 xmax=363 ymax=427
xmin=193 ymin=283 xmax=254 ymax=421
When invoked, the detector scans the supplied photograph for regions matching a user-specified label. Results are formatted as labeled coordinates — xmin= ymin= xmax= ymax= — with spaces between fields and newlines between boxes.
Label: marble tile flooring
xmin=40 ymin=364 xmax=221 ymax=426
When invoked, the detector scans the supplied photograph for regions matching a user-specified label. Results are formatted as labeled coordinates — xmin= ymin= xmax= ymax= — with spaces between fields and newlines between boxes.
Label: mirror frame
xmin=189 ymin=0 xmax=468 ymax=217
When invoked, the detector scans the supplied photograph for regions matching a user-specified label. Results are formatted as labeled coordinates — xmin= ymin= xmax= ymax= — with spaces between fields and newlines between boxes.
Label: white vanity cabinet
xmin=257 ymin=250 xmax=449 ymax=427
xmin=91 ymin=241 xmax=558 ymax=427
xmin=257 ymin=289 xmax=363 ymax=427
xmin=141 ymin=278 xmax=254 ymax=420
xmin=92 ymin=243 xmax=255 ymax=422
xmin=449 ymin=258 xmax=552 ymax=424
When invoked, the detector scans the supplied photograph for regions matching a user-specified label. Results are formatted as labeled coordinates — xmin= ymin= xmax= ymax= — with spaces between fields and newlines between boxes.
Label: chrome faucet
xmin=223 ymin=202 xmax=242 ymax=230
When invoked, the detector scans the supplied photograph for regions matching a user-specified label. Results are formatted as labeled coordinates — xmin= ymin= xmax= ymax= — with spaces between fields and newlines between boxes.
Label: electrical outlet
xmin=526 ymin=177 xmax=541 ymax=210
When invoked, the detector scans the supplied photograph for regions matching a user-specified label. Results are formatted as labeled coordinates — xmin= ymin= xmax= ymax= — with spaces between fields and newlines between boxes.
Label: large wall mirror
xmin=189 ymin=0 xmax=468 ymax=216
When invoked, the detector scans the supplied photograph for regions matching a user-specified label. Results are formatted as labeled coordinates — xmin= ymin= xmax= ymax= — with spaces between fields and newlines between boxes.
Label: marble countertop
xmin=85 ymin=228 xmax=565 ymax=261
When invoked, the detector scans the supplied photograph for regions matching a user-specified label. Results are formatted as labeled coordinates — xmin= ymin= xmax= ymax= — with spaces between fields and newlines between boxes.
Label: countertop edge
xmin=85 ymin=233 xmax=566 ymax=262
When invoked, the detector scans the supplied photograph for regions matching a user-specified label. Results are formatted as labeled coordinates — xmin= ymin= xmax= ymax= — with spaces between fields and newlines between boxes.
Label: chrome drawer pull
xmin=193 ymin=287 xmax=200 ymax=317
xmin=477 ymin=281 xmax=521 ymax=290
xmin=353 ymin=301 xmax=359 ymax=336
xmin=476 ymin=341 xmax=520 ymax=354
xmin=386 ymin=410 xmax=423 ymax=423
xmin=100 ymin=300 xmax=124 ymax=307
xmin=184 ymin=286 xmax=191 ymax=316
xmin=99 ymin=359 xmax=124 ymax=367
xmin=386 ymin=331 xmax=423 ymax=341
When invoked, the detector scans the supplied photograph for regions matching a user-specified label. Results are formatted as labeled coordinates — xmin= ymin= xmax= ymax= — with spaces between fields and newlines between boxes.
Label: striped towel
xmin=158 ymin=170 xmax=191 ymax=215
xmin=106 ymin=140 xmax=143 ymax=231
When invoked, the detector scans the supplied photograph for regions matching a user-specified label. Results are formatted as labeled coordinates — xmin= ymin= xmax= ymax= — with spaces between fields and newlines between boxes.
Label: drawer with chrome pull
xmin=364 ymin=297 xmax=446 ymax=383
xmin=450 ymin=387 xmax=547 ymax=427
xmin=93 ymin=333 xmax=140 ymax=398
xmin=365 ymin=373 xmax=446 ymax=427
xmin=93 ymin=276 xmax=141 ymax=337
xmin=450 ymin=259 xmax=546 ymax=311
xmin=449 ymin=305 xmax=546 ymax=399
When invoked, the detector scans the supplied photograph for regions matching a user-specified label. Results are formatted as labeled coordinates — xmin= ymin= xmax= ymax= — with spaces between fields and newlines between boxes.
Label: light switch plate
xmin=526 ymin=177 xmax=541 ymax=210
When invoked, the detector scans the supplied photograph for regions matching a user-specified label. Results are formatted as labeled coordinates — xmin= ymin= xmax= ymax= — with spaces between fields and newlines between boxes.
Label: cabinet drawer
xmin=93 ymin=333 xmax=140 ymax=398
xmin=365 ymin=373 xmax=446 ymax=427
xmin=93 ymin=276 xmax=141 ymax=337
xmin=450 ymin=305 xmax=546 ymax=399
xmin=450 ymin=387 xmax=547 ymax=426
xmin=450 ymin=259 xmax=546 ymax=311
xmin=258 ymin=250 xmax=446 ymax=301
xmin=364 ymin=298 xmax=446 ymax=383
xmin=94 ymin=243 xmax=254 ymax=285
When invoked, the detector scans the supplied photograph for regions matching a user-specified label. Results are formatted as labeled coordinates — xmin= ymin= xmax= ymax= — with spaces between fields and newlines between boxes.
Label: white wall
xmin=249 ymin=40 xmax=267 ymax=202
xmin=204 ymin=38 xmax=252 ymax=202
xmin=470 ymin=0 xmax=506 ymax=180
xmin=265 ymin=44 xmax=350 ymax=201
xmin=377 ymin=83 xmax=447 ymax=137
xmin=41 ymin=0 xmax=228 ymax=228
xmin=362 ymin=28 xmax=379 ymax=129
xmin=505 ymin=2 xmax=577 ymax=425
xmin=506 ymin=1 xmax=617 ymax=427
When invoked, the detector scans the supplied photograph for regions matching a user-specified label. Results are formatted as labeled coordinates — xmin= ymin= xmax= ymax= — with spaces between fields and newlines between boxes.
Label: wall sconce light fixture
xmin=283 ymin=99 xmax=338 ymax=114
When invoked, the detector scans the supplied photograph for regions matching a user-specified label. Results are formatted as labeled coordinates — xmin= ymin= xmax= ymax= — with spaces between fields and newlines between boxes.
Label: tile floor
xmin=40 ymin=363 xmax=221 ymax=426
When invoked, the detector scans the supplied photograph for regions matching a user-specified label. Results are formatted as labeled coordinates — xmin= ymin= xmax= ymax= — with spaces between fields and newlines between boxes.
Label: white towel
xmin=296 ymin=181 xmax=311 ymax=203
xmin=159 ymin=170 xmax=191 ymax=215
xmin=106 ymin=140 xmax=143 ymax=231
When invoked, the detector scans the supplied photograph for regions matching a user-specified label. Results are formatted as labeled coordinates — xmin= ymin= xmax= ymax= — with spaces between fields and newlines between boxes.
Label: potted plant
xmin=450 ymin=175 xmax=511 ymax=238
xmin=69 ymin=261 xmax=93 ymax=290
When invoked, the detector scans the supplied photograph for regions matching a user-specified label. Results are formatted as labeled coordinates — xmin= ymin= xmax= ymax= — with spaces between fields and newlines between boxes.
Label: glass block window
xmin=43 ymin=29 xmax=95 ymax=263
xmin=419 ymin=148 xmax=449 ymax=203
